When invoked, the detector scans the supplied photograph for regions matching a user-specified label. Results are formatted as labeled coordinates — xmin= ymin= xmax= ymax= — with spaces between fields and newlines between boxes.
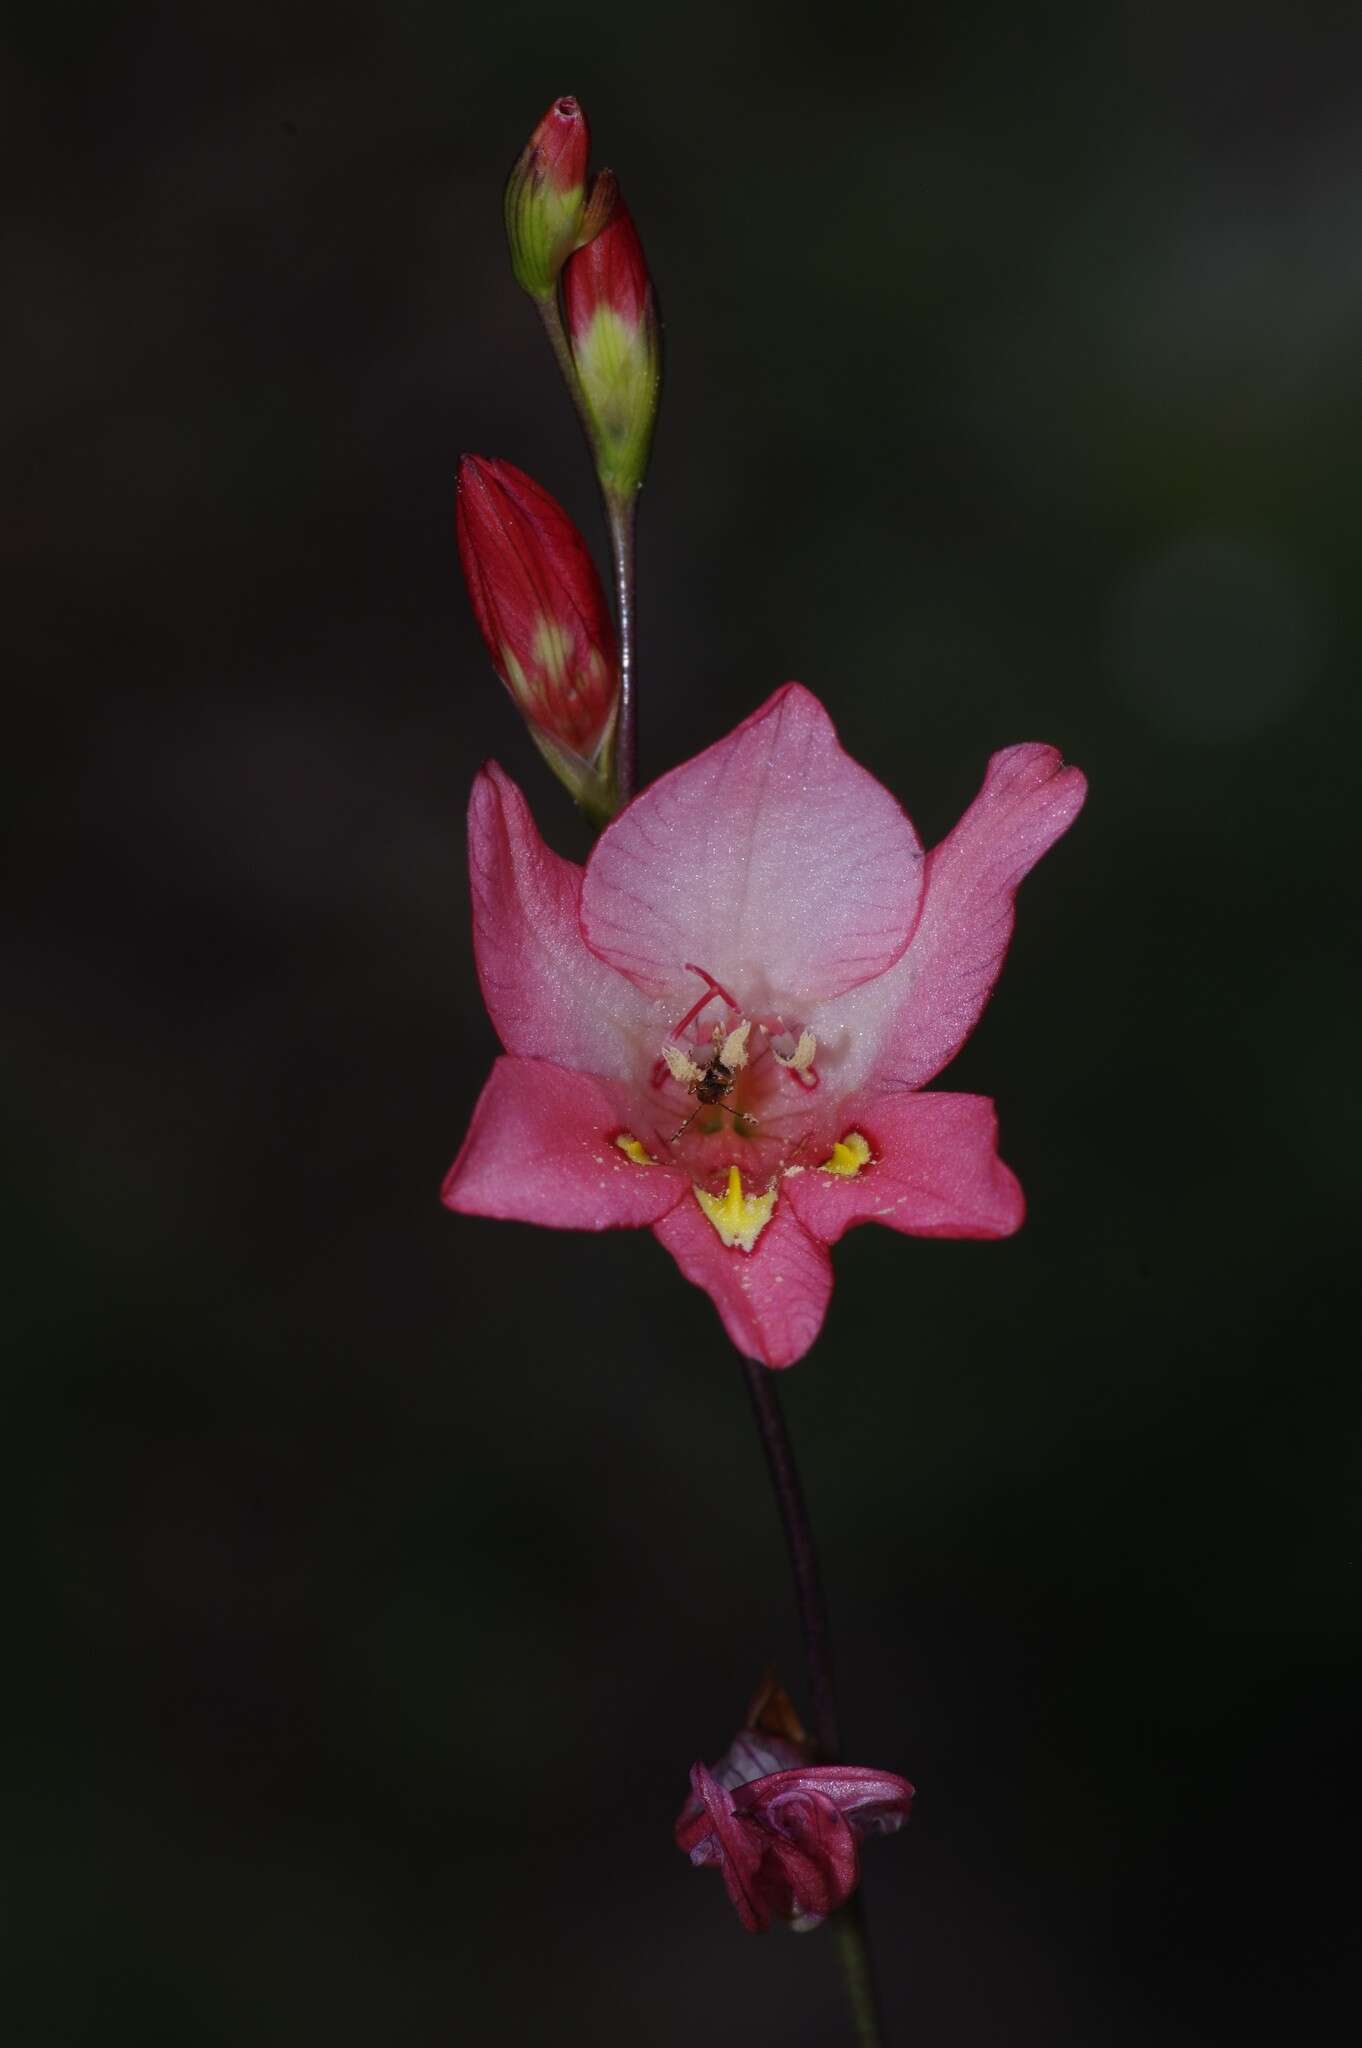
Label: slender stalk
xmin=741 ymin=1356 xmax=887 ymax=2046
xmin=534 ymin=295 xmax=639 ymax=805
xmin=604 ymin=490 xmax=638 ymax=803
xmin=832 ymin=1895 xmax=885 ymax=2048
xmin=534 ymin=293 xmax=598 ymax=455
xmin=741 ymin=1356 xmax=840 ymax=1759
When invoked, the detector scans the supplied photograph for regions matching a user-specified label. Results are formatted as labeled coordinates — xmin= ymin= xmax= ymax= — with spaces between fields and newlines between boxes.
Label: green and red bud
xmin=562 ymin=197 xmax=660 ymax=498
xmin=456 ymin=455 xmax=619 ymax=813
xmin=503 ymin=95 xmax=614 ymax=301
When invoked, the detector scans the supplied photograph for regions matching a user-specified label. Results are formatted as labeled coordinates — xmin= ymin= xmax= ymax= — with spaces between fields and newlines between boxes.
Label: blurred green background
xmin=5 ymin=3 xmax=1359 ymax=2040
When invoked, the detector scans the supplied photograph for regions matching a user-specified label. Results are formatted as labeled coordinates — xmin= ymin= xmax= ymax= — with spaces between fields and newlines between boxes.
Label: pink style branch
xmin=445 ymin=96 xmax=1086 ymax=2044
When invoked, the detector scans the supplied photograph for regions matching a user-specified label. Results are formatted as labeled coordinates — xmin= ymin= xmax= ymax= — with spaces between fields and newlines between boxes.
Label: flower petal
xmin=811 ymin=743 xmax=1086 ymax=1096
xmin=739 ymin=1765 xmax=915 ymax=1838
xmin=653 ymin=1194 xmax=833 ymax=1368
xmin=683 ymin=1763 xmax=769 ymax=1933
xmin=468 ymin=762 xmax=659 ymax=1074
xmin=580 ymin=685 xmax=924 ymax=1007
xmin=784 ymin=1092 xmax=1024 ymax=1244
xmin=442 ymin=1056 xmax=686 ymax=1229
xmin=745 ymin=1784 xmax=858 ymax=1925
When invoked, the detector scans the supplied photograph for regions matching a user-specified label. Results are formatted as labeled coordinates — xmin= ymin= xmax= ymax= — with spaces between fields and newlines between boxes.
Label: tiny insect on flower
xmin=443 ymin=685 xmax=1086 ymax=1367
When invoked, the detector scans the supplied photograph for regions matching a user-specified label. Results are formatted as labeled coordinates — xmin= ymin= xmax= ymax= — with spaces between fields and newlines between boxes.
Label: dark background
xmin=6 ymin=4 xmax=1359 ymax=2041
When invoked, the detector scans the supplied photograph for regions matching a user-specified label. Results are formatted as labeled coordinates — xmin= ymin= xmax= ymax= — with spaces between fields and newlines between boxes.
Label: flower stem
xmin=740 ymin=1357 xmax=840 ymax=1759
xmin=534 ymin=291 xmax=598 ymax=457
xmin=832 ymin=1895 xmax=885 ymax=2048
xmin=740 ymin=1357 xmax=887 ymax=2046
xmin=534 ymin=294 xmax=639 ymax=806
xmin=604 ymin=489 xmax=638 ymax=804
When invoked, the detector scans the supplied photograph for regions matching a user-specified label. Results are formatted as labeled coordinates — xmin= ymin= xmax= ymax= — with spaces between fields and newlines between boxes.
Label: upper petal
xmin=468 ymin=762 xmax=659 ymax=1075
xmin=813 ymin=743 xmax=1086 ymax=1096
xmin=579 ymin=685 xmax=924 ymax=1008
xmin=652 ymin=1192 xmax=833 ymax=1369
xmin=740 ymin=1764 xmax=915 ymax=1839
xmin=442 ymin=1056 xmax=687 ymax=1230
xmin=784 ymin=1092 xmax=1024 ymax=1244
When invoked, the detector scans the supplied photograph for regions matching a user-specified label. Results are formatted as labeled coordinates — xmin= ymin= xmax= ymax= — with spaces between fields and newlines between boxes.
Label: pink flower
xmin=675 ymin=1743 xmax=914 ymax=1933
xmin=443 ymin=685 xmax=1085 ymax=1368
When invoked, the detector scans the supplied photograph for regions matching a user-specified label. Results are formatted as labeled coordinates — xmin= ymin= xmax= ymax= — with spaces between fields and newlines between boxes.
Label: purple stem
xmin=741 ymin=1356 xmax=887 ymax=2045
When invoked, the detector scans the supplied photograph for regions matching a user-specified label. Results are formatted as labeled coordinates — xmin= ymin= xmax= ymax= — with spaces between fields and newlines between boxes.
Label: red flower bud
xmin=456 ymin=456 xmax=618 ymax=782
xmin=503 ymin=96 xmax=594 ymax=299
xmin=562 ymin=196 xmax=660 ymax=497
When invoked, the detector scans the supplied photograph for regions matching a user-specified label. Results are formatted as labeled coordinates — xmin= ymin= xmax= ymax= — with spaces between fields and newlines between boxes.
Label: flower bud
xmin=562 ymin=196 xmax=660 ymax=498
xmin=503 ymin=96 xmax=596 ymax=300
xmin=456 ymin=455 xmax=619 ymax=810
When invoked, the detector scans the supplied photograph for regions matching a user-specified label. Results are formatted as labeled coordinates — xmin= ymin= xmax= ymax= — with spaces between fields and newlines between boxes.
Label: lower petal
xmin=755 ymin=1790 xmax=859 ymax=1924
xmin=443 ymin=1056 xmax=687 ymax=1230
xmin=685 ymin=1764 xmax=769 ymax=1933
xmin=784 ymin=1091 xmax=1024 ymax=1245
xmin=653 ymin=1195 xmax=832 ymax=1368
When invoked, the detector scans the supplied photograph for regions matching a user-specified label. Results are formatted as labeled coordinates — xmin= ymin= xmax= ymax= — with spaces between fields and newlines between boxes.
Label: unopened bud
xmin=562 ymin=196 xmax=660 ymax=498
xmin=503 ymin=96 xmax=606 ymax=300
xmin=456 ymin=455 xmax=619 ymax=813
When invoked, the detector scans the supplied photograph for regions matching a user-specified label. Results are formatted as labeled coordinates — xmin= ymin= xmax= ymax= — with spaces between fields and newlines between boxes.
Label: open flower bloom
xmin=676 ymin=1749 xmax=914 ymax=1933
xmin=444 ymin=685 xmax=1086 ymax=1367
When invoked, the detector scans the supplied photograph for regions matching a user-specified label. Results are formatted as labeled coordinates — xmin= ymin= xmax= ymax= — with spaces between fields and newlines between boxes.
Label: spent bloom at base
xmin=456 ymin=454 xmax=618 ymax=812
xmin=562 ymin=196 xmax=660 ymax=497
xmin=675 ymin=1688 xmax=913 ymax=1933
xmin=444 ymin=685 xmax=1086 ymax=1367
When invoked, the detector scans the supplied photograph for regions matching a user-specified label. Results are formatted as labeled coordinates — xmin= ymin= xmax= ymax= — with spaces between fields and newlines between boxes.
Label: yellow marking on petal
xmin=693 ymin=1165 xmax=777 ymax=1252
xmin=819 ymin=1131 xmax=873 ymax=1177
xmin=614 ymin=1132 xmax=654 ymax=1165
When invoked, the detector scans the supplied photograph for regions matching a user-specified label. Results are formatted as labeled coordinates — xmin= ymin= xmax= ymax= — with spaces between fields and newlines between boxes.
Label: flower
xmin=443 ymin=685 xmax=1086 ymax=1367
xmin=675 ymin=1731 xmax=913 ymax=1933
xmin=562 ymin=196 xmax=660 ymax=496
xmin=455 ymin=454 xmax=619 ymax=811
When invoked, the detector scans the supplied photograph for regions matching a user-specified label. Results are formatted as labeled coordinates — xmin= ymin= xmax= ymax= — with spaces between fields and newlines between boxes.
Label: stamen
xmin=773 ymin=1027 xmax=819 ymax=1092
xmin=662 ymin=1044 xmax=705 ymax=1087
xmin=773 ymin=1027 xmax=816 ymax=1068
xmin=718 ymin=1019 xmax=752 ymax=1070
